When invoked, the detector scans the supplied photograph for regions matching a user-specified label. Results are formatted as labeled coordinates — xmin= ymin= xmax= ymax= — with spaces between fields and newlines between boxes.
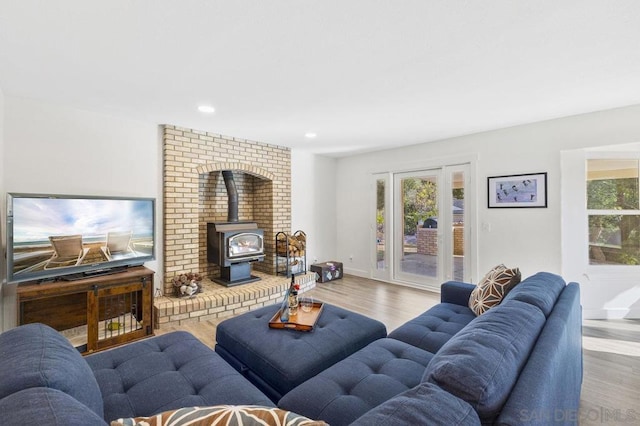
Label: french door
xmin=373 ymin=164 xmax=470 ymax=290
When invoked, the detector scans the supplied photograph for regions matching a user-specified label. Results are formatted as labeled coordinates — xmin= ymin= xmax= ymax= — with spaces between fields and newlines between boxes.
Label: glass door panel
xmin=450 ymin=168 xmax=467 ymax=281
xmin=376 ymin=179 xmax=386 ymax=271
xmin=372 ymin=173 xmax=390 ymax=281
xmin=394 ymin=171 xmax=441 ymax=287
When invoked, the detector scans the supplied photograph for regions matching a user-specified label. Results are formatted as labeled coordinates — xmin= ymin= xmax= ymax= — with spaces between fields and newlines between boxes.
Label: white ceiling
xmin=1 ymin=1 xmax=639 ymax=157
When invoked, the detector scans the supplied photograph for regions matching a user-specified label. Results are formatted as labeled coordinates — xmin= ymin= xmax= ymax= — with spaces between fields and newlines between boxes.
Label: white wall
xmin=291 ymin=149 xmax=337 ymax=266
xmin=1 ymin=96 xmax=161 ymax=330
xmin=336 ymin=104 xmax=640 ymax=318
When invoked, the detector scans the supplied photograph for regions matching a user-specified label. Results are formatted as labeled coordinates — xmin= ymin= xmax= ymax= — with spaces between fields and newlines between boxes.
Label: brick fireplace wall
xmin=162 ymin=125 xmax=291 ymax=295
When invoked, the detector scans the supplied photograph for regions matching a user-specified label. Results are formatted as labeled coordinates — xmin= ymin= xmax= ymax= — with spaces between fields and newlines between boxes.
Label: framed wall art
xmin=488 ymin=172 xmax=547 ymax=208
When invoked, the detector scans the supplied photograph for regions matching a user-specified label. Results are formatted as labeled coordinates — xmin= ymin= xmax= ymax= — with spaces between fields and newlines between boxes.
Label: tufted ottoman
xmin=215 ymin=302 xmax=387 ymax=402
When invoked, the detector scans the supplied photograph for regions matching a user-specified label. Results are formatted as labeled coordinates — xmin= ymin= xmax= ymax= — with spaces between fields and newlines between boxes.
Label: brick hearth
xmin=154 ymin=272 xmax=317 ymax=326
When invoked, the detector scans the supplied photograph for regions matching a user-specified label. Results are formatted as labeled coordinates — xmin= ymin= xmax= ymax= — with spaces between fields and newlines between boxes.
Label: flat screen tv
xmin=6 ymin=193 xmax=155 ymax=283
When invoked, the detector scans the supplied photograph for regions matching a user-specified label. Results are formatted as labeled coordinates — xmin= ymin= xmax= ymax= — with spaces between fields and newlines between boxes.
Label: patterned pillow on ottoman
xmin=468 ymin=264 xmax=521 ymax=315
xmin=111 ymin=405 xmax=327 ymax=426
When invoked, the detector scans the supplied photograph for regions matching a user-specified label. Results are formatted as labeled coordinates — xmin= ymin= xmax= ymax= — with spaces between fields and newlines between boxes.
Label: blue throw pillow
xmin=351 ymin=382 xmax=480 ymax=426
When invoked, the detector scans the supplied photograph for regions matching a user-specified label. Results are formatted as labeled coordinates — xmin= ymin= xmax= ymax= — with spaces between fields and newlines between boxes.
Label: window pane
xmin=587 ymin=159 xmax=639 ymax=210
xmin=376 ymin=179 xmax=385 ymax=270
xmin=452 ymin=171 xmax=464 ymax=281
xmin=589 ymin=215 xmax=640 ymax=265
xmin=401 ymin=176 xmax=438 ymax=278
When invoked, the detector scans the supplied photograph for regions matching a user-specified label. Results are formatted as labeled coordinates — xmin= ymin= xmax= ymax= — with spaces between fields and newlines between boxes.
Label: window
xmin=376 ymin=178 xmax=386 ymax=271
xmin=586 ymin=159 xmax=640 ymax=265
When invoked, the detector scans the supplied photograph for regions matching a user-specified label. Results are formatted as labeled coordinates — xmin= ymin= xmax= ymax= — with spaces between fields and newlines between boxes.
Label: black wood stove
xmin=207 ymin=171 xmax=264 ymax=286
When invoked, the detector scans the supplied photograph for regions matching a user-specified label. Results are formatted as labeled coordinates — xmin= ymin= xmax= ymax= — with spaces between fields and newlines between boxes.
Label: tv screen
xmin=6 ymin=193 xmax=155 ymax=283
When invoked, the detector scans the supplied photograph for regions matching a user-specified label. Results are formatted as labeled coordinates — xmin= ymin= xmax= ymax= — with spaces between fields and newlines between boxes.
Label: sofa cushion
xmin=468 ymin=264 xmax=521 ymax=315
xmin=502 ymin=272 xmax=565 ymax=317
xmin=85 ymin=331 xmax=272 ymax=421
xmin=423 ymin=300 xmax=545 ymax=423
xmin=278 ymin=338 xmax=434 ymax=426
xmin=350 ymin=382 xmax=480 ymax=426
xmin=0 ymin=323 xmax=104 ymax=418
xmin=387 ymin=303 xmax=476 ymax=353
xmin=112 ymin=405 xmax=327 ymax=426
xmin=0 ymin=387 xmax=108 ymax=426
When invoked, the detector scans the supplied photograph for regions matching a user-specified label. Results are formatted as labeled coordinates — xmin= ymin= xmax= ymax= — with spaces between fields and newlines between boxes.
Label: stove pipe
xmin=222 ymin=170 xmax=239 ymax=222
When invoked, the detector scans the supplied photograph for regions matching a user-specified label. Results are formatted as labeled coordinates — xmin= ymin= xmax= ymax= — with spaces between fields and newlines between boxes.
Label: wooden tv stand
xmin=17 ymin=266 xmax=154 ymax=354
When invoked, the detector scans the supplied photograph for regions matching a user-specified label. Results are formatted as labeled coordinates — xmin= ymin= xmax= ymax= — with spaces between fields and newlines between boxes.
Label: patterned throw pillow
xmin=110 ymin=405 xmax=327 ymax=426
xmin=468 ymin=264 xmax=521 ymax=315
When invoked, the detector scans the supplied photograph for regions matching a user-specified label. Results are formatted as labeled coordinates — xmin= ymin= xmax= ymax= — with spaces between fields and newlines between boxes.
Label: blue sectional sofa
xmin=0 ymin=272 xmax=582 ymax=425
xmin=279 ymin=272 xmax=583 ymax=425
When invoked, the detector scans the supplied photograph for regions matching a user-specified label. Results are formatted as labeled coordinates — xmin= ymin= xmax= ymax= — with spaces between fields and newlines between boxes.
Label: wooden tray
xmin=269 ymin=301 xmax=324 ymax=332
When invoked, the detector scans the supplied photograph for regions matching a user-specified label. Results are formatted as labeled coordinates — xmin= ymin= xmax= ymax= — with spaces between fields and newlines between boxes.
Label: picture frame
xmin=488 ymin=172 xmax=547 ymax=208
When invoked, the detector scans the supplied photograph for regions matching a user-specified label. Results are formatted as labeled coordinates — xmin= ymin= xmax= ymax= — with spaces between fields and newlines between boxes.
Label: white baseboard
xmin=342 ymin=267 xmax=368 ymax=278
xmin=582 ymin=308 xmax=640 ymax=320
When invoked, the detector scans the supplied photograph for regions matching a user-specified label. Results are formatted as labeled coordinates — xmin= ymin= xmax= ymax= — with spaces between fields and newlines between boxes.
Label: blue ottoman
xmin=215 ymin=302 xmax=387 ymax=402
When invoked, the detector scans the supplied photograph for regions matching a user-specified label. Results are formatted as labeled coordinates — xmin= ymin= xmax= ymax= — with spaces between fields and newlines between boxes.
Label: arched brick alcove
xmin=196 ymin=162 xmax=276 ymax=279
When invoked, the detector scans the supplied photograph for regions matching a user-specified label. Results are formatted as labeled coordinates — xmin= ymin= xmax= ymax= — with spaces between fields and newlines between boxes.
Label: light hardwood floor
xmin=157 ymin=275 xmax=640 ymax=425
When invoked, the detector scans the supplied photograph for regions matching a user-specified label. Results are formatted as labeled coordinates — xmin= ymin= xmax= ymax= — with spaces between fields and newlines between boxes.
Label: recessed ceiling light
xmin=305 ymin=132 xmax=317 ymax=139
xmin=198 ymin=105 xmax=215 ymax=113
